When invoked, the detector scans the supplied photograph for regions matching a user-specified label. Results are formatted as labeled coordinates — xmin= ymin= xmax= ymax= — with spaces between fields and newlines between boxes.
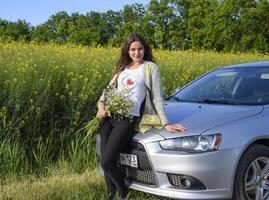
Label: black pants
xmin=100 ymin=116 xmax=137 ymax=197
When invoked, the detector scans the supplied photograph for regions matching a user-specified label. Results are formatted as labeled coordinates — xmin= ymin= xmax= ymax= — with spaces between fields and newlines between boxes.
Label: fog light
xmin=181 ymin=178 xmax=191 ymax=188
xmin=167 ymin=173 xmax=206 ymax=190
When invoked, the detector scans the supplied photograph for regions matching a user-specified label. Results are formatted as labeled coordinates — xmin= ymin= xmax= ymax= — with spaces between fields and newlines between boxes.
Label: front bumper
xmin=96 ymin=134 xmax=242 ymax=200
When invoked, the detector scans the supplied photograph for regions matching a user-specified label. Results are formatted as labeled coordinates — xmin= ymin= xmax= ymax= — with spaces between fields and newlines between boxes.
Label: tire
xmin=233 ymin=143 xmax=269 ymax=200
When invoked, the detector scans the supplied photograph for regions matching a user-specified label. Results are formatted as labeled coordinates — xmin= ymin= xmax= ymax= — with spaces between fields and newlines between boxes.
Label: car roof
xmin=222 ymin=60 xmax=269 ymax=69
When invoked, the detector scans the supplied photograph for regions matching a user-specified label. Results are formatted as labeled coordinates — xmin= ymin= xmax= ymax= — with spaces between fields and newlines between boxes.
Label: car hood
xmin=151 ymin=102 xmax=264 ymax=139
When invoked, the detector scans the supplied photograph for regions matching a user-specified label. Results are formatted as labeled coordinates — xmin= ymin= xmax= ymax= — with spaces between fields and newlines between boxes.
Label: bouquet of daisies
xmin=82 ymin=84 xmax=134 ymax=143
xmin=104 ymin=84 xmax=133 ymax=120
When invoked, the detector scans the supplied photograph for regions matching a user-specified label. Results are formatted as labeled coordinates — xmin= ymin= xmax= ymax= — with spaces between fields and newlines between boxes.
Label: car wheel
xmin=233 ymin=144 xmax=269 ymax=200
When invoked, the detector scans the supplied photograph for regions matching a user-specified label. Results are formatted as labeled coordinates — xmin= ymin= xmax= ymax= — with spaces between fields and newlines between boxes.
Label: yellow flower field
xmin=0 ymin=42 xmax=268 ymax=199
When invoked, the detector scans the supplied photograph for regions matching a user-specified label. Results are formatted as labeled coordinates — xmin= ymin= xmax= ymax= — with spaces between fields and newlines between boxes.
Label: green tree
xmin=146 ymin=0 xmax=174 ymax=48
xmin=186 ymin=0 xmax=219 ymax=50
xmin=214 ymin=0 xmax=269 ymax=52
xmin=101 ymin=10 xmax=122 ymax=44
xmin=216 ymin=0 xmax=247 ymax=51
xmin=168 ymin=0 xmax=191 ymax=49
xmin=253 ymin=0 xmax=269 ymax=52
xmin=1 ymin=0 xmax=269 ymax=52
xmin=111 ymin=3 xmax=146 ymax=46
xmin=68 ymin=12 xmax=104 ymax=46
xmin=0 ymin=19 xmax=31 ymax=42
xmin=32 ymin=11 xmax=70 ymax=43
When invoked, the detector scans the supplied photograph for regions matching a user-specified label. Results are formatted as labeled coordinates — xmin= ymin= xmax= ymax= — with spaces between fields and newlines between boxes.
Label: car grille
xmin=125 ymin=167 xmax=156 ymax=185
xmin=120 ymin=141 xmax=156 ymax=185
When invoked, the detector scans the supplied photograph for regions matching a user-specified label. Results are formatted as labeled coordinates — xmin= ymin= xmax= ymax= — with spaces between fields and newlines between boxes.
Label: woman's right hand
xmin=96 ymin=101 xmax=107 ymax=118
xmin=164 ymin=124 xmax=187 ymax=133
xmin=96 ymin=108 xmax=107 ymax=118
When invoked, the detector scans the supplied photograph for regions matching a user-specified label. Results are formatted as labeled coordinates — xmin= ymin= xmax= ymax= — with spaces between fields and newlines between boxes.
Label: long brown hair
xmin=113 ymin=33 xmax=155 ymax=75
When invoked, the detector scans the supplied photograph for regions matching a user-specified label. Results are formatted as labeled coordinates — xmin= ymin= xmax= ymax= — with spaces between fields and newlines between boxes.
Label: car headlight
xmin=159 ymin=134 xmax=222 ymax=152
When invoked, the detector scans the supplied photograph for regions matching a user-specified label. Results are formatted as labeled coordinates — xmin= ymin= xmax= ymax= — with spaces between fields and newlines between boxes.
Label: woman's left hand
xmin=164 ymin=124 xmax=187 ymax=133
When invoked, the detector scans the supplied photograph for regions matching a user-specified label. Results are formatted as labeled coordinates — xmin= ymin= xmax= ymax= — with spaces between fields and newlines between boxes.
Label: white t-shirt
xmin=117 ymin=62 xmax=147 ymax=117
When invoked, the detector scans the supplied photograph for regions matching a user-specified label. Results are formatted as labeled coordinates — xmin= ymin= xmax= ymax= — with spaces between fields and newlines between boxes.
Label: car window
xmin=169 ymin=67 xmax=269 ymax=105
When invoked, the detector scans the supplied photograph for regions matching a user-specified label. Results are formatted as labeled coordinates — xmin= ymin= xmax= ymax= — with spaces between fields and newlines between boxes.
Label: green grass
xmin=0 ymin=165 xmax=170 ymax=200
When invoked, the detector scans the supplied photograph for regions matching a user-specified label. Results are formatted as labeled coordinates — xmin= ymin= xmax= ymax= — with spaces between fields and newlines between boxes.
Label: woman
xmin=97 ymin=33 xmax=187 ymax=200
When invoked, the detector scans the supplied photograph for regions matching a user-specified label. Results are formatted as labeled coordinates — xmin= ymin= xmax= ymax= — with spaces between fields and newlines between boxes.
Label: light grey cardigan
xmin=98 ymin=61 xmax=169 ymax=131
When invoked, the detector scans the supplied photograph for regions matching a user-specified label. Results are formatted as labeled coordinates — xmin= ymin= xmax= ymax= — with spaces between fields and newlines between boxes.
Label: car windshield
xmin=169 ymin=67 xmax=269 ymax=105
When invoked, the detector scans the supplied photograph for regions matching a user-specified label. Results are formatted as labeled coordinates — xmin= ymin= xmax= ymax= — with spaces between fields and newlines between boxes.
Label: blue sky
xmin=0 ymin=0 xmax=150 ymax=26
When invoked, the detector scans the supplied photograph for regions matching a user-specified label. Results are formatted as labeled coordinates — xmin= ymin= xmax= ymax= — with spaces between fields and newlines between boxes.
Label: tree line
xmin=1 ymin=0 xmax=269 ymax=52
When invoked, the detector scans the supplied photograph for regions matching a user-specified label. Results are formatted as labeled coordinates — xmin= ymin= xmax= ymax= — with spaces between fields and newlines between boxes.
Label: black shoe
xmin=108 ymin=193 xmax=115 ymax=200
xmin=120 ymin=192 xmax=130 ymax=200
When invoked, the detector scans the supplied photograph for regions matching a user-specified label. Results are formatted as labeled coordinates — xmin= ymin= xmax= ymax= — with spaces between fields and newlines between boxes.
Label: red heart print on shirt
xmin=127 ymin=79 xmax=134 ymax=86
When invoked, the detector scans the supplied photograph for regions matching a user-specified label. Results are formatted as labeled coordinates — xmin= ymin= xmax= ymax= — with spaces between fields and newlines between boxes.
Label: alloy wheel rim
xmin=244 ymin=156 xmax=269 ymax=200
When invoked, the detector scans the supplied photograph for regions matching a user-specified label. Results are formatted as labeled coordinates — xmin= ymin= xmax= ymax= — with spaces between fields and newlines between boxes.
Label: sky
xmin=0 ymin=0 xmax=150 ymax=26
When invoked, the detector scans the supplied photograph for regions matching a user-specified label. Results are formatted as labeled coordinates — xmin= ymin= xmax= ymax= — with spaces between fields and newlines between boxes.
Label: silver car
xmin=96 ymin=61 xmax=269 ymax=200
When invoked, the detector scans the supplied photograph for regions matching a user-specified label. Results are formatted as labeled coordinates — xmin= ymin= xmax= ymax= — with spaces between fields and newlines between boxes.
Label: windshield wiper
xmin=170 ymin=97 xmax=238 ymax=104
xmin=169 ymin=97 xmax=199 ymax=103
xmin=200 ymin=99 xmax=239 ymax=105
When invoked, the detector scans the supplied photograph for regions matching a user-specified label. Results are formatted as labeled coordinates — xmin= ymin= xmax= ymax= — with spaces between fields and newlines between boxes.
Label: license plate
xmin=120 ymin=153 xmax=138 ymax=168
